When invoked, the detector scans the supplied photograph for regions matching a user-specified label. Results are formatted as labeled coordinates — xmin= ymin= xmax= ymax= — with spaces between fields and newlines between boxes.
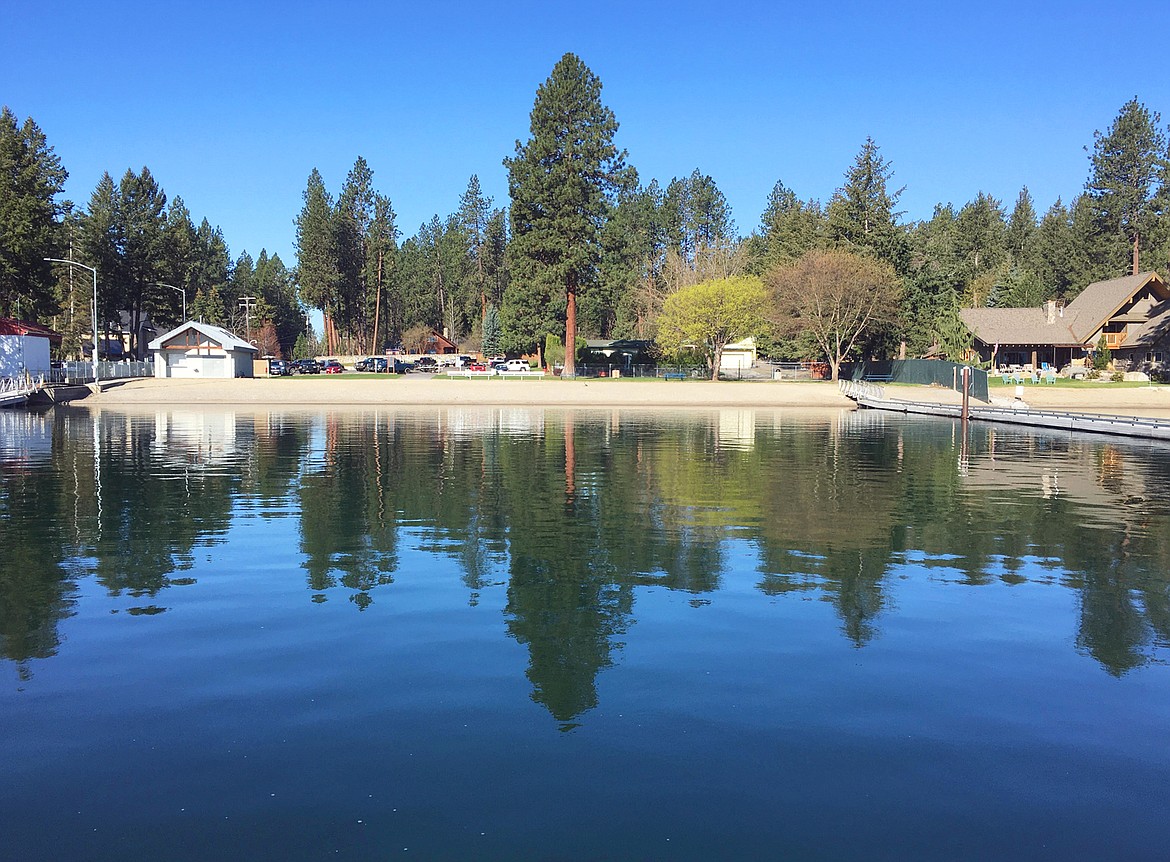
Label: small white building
xmin=149 ymin=322 xmax=258 ymax=379
xmin=0 ymin=318 xmax=60 ymax=378
xmin=719 ymin=337 xmax=758 ymax=372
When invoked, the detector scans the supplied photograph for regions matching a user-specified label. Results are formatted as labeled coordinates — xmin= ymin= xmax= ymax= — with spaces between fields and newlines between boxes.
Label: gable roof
xmin=1064 ymin=271 xmax=1167 ymax=341
xmin=147 ymin=321 xmax=258 ymax=353
xmin=1125 ymin=298 xmax=1170 ymax=346
xmin=961 ymin=272 xmax=1168 ymax=347
xmin=0 ymin=318 xmax=63 ymax=345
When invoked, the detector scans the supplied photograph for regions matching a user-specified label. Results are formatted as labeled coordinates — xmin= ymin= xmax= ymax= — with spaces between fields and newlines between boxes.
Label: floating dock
xmin=850 ymin=393 xmax=1170 ymax=442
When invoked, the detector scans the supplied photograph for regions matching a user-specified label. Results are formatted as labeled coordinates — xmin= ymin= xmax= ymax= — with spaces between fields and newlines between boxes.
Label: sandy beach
xmin=85 ymin=376 xmax=858 ymax=408
xmin=79 ymin=375 xmax=1170 ymax=417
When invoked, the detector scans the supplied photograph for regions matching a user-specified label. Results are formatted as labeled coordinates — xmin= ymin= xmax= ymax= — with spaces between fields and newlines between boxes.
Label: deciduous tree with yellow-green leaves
xmin=655 ymin=275 xmax=768 ymax=380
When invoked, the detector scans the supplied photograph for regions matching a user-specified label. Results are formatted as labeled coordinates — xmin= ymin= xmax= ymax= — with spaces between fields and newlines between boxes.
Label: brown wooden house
xmin=961 ymin=271 xmax=1170 ymax=373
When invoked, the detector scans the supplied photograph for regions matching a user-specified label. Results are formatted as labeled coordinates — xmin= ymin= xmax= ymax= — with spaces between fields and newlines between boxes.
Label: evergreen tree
xmin=1006 ymin=187 xmax=1038 ymax=264
xmin=955 ymin=191 xmax=1006 ymax=280
xmin=189 ymin=285 xmax=224 ymax=325
xmin=503 ymin=53 xmax=629 ymax=375
xmin=458 ymin=174 xmax=492 ymax=324
xmin=663 ymin=169 xmax=734 ymax=265
xmin=79 ymin=166 xmax=169 ymax=356
xmin=482 ymin=208 xmax=509 ymax=309
xmin=1087 ymin=98 xmax=1168 ymax=275
xmin=161 ymin=197 xmax=198 ymax=324
xmin=755 ymin=180 xmax=825 ymax=269
xmin=594 ymin=180 xmax=664 ymax=339
xmin=365 ymin=193 xmax=398 ymax=353
xmin=78 ymin=172 xmax=121 ymax=332
xmin=902 ymin=204 xmax=962 ymax=354
xmin=50 ymin=207 xmax=90 ymax=356
xmin=1030 ymin=198 xmax=1079 ymax=298
xmin=0 ymin=106 xmax=68 ymax=319
xmin=826 ymin=137 xmax=908 ymax=272
xmin=336 ymin=156 xmax=376 ymax=347
xmin=295 ymin=168 xmax=339 ymax=348
xmin=481 ymin=303 xmax=501 ymax=357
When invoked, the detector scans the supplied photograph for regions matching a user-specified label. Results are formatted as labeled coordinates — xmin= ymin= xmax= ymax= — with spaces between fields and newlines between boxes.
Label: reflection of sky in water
xmin=1 ymin=407 xmax=1169 ymax=860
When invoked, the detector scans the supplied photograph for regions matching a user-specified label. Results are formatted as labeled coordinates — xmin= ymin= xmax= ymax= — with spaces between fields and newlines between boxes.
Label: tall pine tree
xmin=295 ymin=168 xmax=339 ymax=351
xmin=0 ymin=107 xmax=67 ymax=319
xmin=503 ymin=53 xmax=629 ymax=375
xmin=1087 ymin=98 xmax=1167 ymax=275
xmin=826 ymin=137 xmax=908 ymax=272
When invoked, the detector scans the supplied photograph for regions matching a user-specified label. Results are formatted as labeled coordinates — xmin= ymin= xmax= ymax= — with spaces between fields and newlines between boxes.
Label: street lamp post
xmin=159 ymin=283 xmax=186 ymax=321
xmin=45 ymin=257 xmax=99 ymax=381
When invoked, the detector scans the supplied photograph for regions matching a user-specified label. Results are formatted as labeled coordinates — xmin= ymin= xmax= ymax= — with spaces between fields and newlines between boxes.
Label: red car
xmin=321 ymin=359 xmax=344 ymax=374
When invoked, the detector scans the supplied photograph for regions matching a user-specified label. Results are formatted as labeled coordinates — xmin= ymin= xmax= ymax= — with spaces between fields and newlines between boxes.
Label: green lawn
xmin=986 ymin=377 xmax=1161 ymax=389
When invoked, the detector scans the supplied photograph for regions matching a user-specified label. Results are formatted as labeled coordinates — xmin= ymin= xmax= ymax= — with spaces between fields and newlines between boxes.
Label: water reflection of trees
xmin=3 ymin=407 xmax=1169 ymax=698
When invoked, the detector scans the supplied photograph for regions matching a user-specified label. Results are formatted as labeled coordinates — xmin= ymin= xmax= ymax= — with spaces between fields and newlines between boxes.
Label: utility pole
xmin=239 ymin=296 xmax=257 ymax=340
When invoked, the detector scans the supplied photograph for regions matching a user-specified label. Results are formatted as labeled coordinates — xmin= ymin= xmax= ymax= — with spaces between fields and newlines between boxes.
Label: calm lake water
xmin=1 ymin=405 xmax=1168 ymax=861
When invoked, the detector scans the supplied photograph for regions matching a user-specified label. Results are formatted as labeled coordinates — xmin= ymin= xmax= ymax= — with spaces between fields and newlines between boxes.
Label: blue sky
xmin=4 ymin=0 xmax=1166 ymax=266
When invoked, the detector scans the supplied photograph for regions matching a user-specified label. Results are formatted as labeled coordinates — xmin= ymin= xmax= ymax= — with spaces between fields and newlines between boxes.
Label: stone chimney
xmin=1045 ymin=300 xmax=1056 ymax=324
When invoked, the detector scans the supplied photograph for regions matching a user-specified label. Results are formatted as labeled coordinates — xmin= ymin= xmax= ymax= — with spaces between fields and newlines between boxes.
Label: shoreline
xmin=76 ymin=375 xmax=1170 ymax=417
xmin=82 ymin=376 xmax=856 ymax=409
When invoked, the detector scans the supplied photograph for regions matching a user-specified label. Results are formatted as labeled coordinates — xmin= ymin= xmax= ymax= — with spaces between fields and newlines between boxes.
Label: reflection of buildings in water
xmin=0 ymin=410 xmax=53 ymax=465
xmin=445 ymin=407 xmax=499 ymax=439
xmin=965 ymin=432 xmax=1154 ymax=516
xmin=433 ymin=407 xmax=548 ymax=440
xmin=717 ymin=409 xmax=755 ymax=450
xmin=497 ymin=408 xmax=545 ymax=438
xmin=150 ymin=409 xmax=248 ymax=466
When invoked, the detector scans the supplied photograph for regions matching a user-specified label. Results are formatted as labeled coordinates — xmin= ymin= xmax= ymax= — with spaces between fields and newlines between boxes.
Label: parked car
xmin=390 ymin=359 xmax=411 ymax=374
xmin=292 ymin=358 xmax=321 ymax=374
xmin=415 ymin=356 xmax=439 ymax=373
xmin=491 ymin=362 xmax=509 ymax=373
xmin=268 ymin=359 xmax=292 ymax=376
xmin=504 ymin=359 xmax=531 ymax=372
xmin=321 ymin=359 xmax=344 ymax=374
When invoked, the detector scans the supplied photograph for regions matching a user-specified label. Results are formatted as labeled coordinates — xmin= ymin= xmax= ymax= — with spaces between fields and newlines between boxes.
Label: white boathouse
xmin=148 ymin=322 xmax=257 ymax=379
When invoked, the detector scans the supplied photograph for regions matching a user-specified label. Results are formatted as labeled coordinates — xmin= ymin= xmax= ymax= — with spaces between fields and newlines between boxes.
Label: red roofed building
xmin=0 ymin=318 xmax=62 ymax=378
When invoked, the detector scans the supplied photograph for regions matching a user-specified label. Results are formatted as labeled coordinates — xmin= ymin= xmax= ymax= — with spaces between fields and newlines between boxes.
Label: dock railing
xmin=839 ymin=379 xmax=886 ymax=402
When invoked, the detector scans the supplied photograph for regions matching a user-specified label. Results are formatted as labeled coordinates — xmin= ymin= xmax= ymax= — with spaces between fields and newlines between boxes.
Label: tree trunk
xmin=564 ymin=284 xmax=577 ymax=377
xmin=829 ymin=356 xmax=840 ymax=381
xmin=371 ymin=251 xmax=382 ymax=355
xmin=711 ymin=343 xmax=723 ymax=380
xmin=1133 ymin=231 xmax=1140 ymax=276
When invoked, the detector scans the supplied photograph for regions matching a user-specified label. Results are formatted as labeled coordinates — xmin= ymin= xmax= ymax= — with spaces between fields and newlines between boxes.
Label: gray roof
xmin=1125 ymin=298 xmax=1170 ymax=346
xmin=1064 ymin=272 xmax=1164 ymax=341
xmin=959 ymin=306 xmax=1079 ymax=346
xmin=962 ymin=272 xmax=1167 ymax=347
xmin=148 ymin=321 xmax=258 ymax=353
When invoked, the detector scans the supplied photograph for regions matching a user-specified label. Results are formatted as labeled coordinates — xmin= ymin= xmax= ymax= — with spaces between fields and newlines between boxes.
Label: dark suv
xmin=357 ymin=357 xmax=389 ymax=373
xmin=269 ymin=359 xmax=292 ymax=376
xmin=292 ymin=359 xmax=321 ymax=374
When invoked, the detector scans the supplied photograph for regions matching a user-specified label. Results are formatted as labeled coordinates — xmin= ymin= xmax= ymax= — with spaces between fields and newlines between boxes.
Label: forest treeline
xmin=2 ymin=53 xmax=1168 ymax=365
